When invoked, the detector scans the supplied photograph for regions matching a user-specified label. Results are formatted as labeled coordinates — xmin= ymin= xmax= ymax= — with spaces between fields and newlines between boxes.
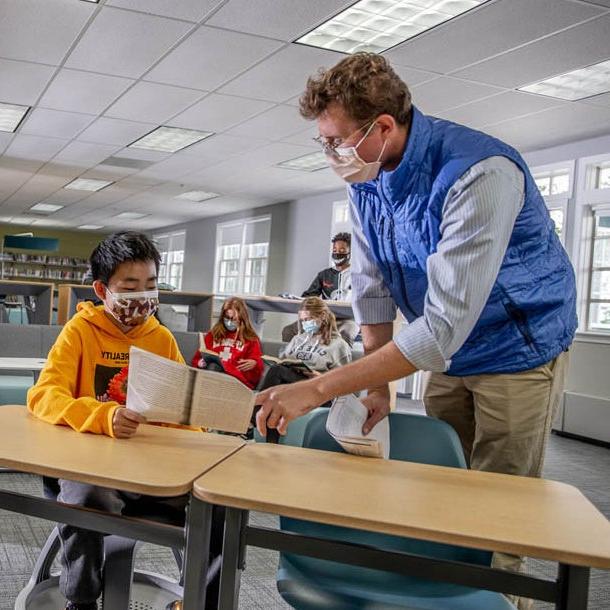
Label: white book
xmin=326 ymin=394 xmax=390 ymax=459
xmin=126 ymin=346 xmax=255 ymax=434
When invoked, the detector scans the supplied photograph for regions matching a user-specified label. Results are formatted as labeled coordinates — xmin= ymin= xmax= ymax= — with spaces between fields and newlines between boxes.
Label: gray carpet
xmin=1 ymin=423 xmax=608 ymax=609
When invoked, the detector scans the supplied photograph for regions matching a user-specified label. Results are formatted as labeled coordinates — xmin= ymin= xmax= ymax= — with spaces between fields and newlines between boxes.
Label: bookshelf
xmin=0 ymin=253 xmax=88 ymax=283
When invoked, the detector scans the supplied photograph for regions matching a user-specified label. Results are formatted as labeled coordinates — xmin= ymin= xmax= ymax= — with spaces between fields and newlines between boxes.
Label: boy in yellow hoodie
xmin=28 ymin=231 xmax=221 ymax=610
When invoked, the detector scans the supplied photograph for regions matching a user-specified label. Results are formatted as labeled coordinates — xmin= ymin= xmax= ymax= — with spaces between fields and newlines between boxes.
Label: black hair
xmin=89 ymin=231 xmax=161 ymax=284
xmin=332 ymin=232 xmax=351 ymax=247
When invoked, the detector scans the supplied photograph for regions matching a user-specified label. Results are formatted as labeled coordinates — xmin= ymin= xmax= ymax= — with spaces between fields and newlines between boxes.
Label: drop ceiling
xmin=0 ymin=0 xmax=609 ymax=231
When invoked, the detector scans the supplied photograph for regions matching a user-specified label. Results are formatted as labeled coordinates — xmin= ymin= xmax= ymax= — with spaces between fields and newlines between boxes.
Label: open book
xmin=126 ymin=346 xmax=255 ymax=434
xmin=326 ymin=394 xmax=390 ymax=459
xmin=261 ymin=354 xmax=313 ymax=372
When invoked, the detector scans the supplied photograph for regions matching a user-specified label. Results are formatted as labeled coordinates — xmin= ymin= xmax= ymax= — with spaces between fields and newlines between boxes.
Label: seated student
xmin=192 ymin=296 xmax=264 ymax=389
xmin=281 ymin=232 xmax=359 ymax=345
xmin=262 ymin=296 xmax=351 ymax=393
xmin=27 ymin=232 xmax=222 ymax=610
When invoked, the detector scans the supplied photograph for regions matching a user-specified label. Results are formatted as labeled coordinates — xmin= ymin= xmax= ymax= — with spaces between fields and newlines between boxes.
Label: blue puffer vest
xmin=350 ymin=107 xmax=576 ymax=375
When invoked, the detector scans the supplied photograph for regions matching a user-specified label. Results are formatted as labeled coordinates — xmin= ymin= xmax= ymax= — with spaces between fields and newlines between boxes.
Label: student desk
xmin=0 ymin=280 xmax=54 ymax=324
xmin=0 ymin=405 xmax=245 ymax=610
xmin=0 ymin=357 xmax=46 ymax=381
xmin=191 ymin=442 xmax=610 ymax=610
xmin=56 ymin=284 xmax=214 ymax=331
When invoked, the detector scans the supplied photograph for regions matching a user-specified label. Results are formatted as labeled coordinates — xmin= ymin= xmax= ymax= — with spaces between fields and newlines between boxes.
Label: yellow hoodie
xmin=27 ymin=302 xmax=185 ymax=437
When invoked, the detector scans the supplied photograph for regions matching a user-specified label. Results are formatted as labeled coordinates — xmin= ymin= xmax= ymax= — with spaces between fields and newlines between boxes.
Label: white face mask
xmin=327 ymin=122 xmax=388 ymax=184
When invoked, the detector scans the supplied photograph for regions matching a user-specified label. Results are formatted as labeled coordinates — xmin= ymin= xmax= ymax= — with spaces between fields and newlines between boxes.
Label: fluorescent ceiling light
xmin=175 ymin=190 xmax=220 ymax=202
xmin=64 ymin=178 xmax=114 ymax=192
xmin=129 ymin=126 xmax=213 ymax=153
xmin=296 ymin=0 xmax=485 ymax=54
xmin=30 ymin=203 xmax=64 ymax=213
xmin=277 ymin=151 xmax=329 ymax=172
xmin=519 ymin=59 xmax=610 ymax=101
xmin=0 ymin=101 xmax=30 ymax=133
xmin=115 ymin=212 xmax=148 ymax=220
xmin=78 ymin=224 xmax=104 ymax=230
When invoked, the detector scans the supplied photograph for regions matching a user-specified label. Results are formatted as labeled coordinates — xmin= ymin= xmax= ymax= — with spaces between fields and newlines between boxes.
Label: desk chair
xmin=15 ymin=478 xmax=189 ymax=610
xmin=0 ymin=373 xmax=34 ymax=406
xmin=276 ymin=411 xmax=516 ymax=610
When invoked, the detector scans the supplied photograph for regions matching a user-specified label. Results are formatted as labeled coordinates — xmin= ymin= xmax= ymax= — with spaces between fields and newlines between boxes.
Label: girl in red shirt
xmin=191 ymin=297 xmax=264 ymax=389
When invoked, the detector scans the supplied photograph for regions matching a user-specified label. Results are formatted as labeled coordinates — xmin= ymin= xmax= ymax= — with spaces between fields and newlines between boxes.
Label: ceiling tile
xmin=0 ymin=0 xmax=94 ymax=65
xmin=4 ymin=134 xmax=68 ymax=162
xmin=581 ymin=92 xmax=610 ymax=108
xmin=135 ymin=155 xmax=207 ymax=180
xmin=220 ymin=44 xmax=344 ymax=103
xmin=106 ymin=82 xmax=205 ymax=123
xmin=206 ymin=0 xmax=354 ymax=41
xmin=176 ymin=133 xmax=269 ymax=162
xmin=411 ymin=77 xmax=502 ymax=114
xmin=146 ymin=26 xmax=283 ymax=91
xmin=439 ymin=91 xmax=566 ymax=129
xmin=106 ymin=0 xmax=217 ymax=22
xmin=39 ymin=69 xmax=134 ymax=115
xmin=454 ymin=14 xmax=610 ymax=88
xmin=53 ymin=141 xmax=122 ymax=167
xmin=390 ymin=63 xmax=439 ymax=88
xmin=227 ymin=104 xmax=310 ymax=140
xmin=384 ymin=0 xmax=603 ymax=74
xmin=65 ymin=7 xmax=192 ymax=78
xmin=0 ymin=59 xmax=56 ymax=106
xmin=77 ymin=117 xmax=155 ymax=146
xmin=167 ymin=93 xmax=273 ymax=132
xmin=21 ymin=108 xmax=93 ymax=139
xmin=486 ymin=103 xmax=610 ymax=151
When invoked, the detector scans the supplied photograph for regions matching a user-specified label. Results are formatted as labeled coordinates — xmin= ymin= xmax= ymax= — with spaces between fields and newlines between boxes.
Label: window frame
xmin=153 ymin=230 xmax=185 ymax=290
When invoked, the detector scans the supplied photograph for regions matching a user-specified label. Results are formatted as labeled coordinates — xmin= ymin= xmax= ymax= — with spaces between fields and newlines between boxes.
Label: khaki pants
xmin=423 ymin=350 xmax=570 ymax=609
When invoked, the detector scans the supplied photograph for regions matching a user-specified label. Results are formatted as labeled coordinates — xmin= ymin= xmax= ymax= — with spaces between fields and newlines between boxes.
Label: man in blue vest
xmin=255 ymin=53 xmax=576 ymax=608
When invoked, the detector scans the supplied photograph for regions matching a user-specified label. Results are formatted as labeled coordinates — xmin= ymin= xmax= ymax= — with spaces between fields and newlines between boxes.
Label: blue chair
xmin=0 ymin=373 xmax=34 ymax=405
xmin=253 ymin=406 xmax=328 ymax=448
xmin=276 ymin=410 xmax=516 ymax=610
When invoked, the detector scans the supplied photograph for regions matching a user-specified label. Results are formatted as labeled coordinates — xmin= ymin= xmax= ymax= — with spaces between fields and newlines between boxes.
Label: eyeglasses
xmin=313 ymin=119 xmax=376 ymax=155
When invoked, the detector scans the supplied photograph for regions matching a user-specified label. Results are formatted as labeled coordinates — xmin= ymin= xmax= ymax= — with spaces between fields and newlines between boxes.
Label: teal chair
xmin=253 ymin=407 xmax=328 ymax=447
xmin=0 ymin=374 xmax=34 ymax=405
xmin=276 ymin=410 xmax=516 ymax=610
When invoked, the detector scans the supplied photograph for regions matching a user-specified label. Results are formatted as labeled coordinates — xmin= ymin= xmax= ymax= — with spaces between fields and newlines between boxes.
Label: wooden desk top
xmin=193 ymin=443 xmax=610 ymax=569
xmin=0 ymin=406 xmax=244 ymax=496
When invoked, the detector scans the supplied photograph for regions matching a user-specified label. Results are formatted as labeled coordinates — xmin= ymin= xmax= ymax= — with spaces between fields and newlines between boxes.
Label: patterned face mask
xmin=105 ymin=288 xmax=159 ymax=326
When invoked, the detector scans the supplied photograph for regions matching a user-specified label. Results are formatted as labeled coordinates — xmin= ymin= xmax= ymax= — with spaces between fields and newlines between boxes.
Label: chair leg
xmin=101 ymin=535 xmax=138 ymax=610
xmin=29 ymin=526 xmax=62 ymax=585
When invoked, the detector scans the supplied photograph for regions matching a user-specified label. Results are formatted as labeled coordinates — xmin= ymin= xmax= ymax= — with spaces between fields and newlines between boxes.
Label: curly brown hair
xmin=300 ymin=52 xmax=412 ymax=126
xmin=299 ymin=296 xmax=339 ymax=346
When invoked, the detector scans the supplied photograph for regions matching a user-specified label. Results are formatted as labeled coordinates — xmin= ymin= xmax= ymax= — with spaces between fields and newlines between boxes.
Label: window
xmin=586 ymin=209 xmax=610 ymax=333
xmin=532 ymin=165 xmax=573 ymax=243
xmin=154 ymin=231 xmax=185 ymax=290
xmin=215 ymin=216 xmax=271 ymax=295
xmin=593 ymin=163 xmax=610 ymax=190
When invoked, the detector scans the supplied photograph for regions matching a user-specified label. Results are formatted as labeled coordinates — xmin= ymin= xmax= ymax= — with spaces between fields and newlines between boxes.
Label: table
xmin=0 ymin=357 xmax=46 ymax=381
xmin=191 ymin=443 xmax=610 ymax=609
xmin=0 ymin=280 xmax=54 ymax=324
xmin=0 ymin=405 xmax=245 ymax=609
xmin=56 ymin=284 xmax=214 ymax=331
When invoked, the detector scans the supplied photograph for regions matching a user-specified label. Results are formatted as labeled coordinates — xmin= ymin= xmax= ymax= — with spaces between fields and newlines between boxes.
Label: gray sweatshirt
xmin=280 ymin=332 xmax=352 ymax=372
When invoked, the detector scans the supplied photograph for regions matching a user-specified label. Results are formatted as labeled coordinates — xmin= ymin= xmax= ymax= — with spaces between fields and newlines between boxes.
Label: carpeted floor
xmin=1 ymin=409 xmax=608 ymax=609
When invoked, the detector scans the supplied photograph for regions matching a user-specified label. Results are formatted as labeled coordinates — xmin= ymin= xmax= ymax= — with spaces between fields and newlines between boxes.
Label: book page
xmin=190 ymin=370 xmax=255 ymax=433
xmin=326 ymin=394 xmax=390 ymax=459
xmin=126 ymin=347 xmax=192 ymax=425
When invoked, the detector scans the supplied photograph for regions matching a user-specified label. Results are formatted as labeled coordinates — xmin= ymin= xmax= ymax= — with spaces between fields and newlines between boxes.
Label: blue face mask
xmin=302 ymin=319 xmax=320 ymax=334
xmin=223 ymin=317 xmax=237 ymax=332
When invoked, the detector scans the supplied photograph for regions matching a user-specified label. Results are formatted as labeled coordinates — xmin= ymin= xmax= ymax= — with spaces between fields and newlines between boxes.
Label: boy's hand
xmin=112 ymin=407 xmax=146 ymax=439
xmin=236 ymin=358 xmax=256 ymax=371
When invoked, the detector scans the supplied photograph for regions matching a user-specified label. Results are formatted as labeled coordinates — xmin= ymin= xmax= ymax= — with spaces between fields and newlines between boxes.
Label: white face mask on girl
xmin=105 ymin=288 xmax=159 ymax=327
xmin=327 ymin=121 xmax=388 ymax=184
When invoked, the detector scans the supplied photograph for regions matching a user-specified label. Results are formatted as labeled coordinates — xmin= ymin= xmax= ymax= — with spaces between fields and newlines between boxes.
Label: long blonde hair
xmin=211 ymin=297 xmax=259 ymax=344
xmin=299 ymin=296 xmax=338 ymax=345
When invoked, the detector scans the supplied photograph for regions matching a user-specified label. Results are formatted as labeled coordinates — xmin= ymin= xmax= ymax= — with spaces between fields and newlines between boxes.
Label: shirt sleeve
xmin=348 ymin=187 xmax=397 ymax=325
xmin=394 ymin=156 xmax=525 ymax=372
xmin=302 ymin=272 xmax=324 ymax=297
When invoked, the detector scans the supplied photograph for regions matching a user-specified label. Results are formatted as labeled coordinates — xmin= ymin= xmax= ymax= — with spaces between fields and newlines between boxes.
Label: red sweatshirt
xmin=191 ymin=331 xmax=264 ymax=389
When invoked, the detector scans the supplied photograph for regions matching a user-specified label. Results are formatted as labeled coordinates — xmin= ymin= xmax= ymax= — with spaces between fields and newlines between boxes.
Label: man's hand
xmin=255 ymin=379 xmax=326 ymax=437
xmin=236 ymin=358 xmax=256 ymax=372
xmin=361 ymin=388 xmax=391 ymax=435
xmin=112 ymin=407 xmax=146 ymax=439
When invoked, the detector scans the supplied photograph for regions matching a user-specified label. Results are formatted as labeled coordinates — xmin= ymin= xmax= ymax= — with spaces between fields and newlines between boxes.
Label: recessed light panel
xmin=175 ymin=190 xmax=220 ymax=202
xmin=519 ymin=60 xmax=610 ymax=101
xmin=277 ymin=151 xmax=328 ymax=172
xmin=0 ymin=101 xmax=30 ymax=132
xmin=65 ymin=178 xmax=114 ymax=192
xmin=129 ymin=126 xmax=213 ymax=153
xmin=78 ymin=224 xmax=104 ymax=230
xmin=115 ymin=212 xmax=148 ymax=220
xmin=30 ymin=203 xmax=64 ymax=213
xmin=296 ymin=0 xmax=485 ymax=54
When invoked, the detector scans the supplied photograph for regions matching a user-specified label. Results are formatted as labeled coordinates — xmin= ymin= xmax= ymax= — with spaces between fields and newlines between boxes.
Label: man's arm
xmin=301 ymin=272 xmax=323 ymax=297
